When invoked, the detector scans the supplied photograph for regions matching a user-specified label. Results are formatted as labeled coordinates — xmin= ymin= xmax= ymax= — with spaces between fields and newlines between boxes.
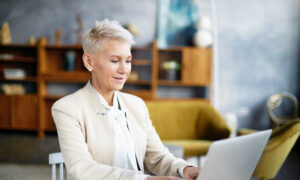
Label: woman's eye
xmin=126 ymin=60 xmax=132 ymax=64
xmin=111 ymin=59 xmax=118 ymax=63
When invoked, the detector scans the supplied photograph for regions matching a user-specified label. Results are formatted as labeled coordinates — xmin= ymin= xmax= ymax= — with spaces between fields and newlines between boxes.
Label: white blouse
xmin=95 ymin=90 xmax=148 ymax=179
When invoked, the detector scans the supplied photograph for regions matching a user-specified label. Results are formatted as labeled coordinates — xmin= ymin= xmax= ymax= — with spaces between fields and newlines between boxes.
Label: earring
xmin=88 ymin=69 xmax=92 ymax=72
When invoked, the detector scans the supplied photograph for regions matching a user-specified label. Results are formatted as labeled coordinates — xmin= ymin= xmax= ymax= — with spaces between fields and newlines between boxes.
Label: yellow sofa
xmin=145 ymin=100 xmax=231 ymax=157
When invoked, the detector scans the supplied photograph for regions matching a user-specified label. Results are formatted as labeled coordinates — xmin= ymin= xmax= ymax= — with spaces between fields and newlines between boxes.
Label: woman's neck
xmin=101 ymin=91 xmax=114 ymax=106
xmin=91 ymin=79 xmax=114 ymax=106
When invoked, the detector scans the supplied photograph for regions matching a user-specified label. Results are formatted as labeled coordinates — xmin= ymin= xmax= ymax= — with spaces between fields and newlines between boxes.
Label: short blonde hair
xmin=82 ymin=19 xmax=134 ymax=55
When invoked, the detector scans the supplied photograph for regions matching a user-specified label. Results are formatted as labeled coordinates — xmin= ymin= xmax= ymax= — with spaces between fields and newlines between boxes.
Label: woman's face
xmin=90 ymin=39 xmax=132 ymax=94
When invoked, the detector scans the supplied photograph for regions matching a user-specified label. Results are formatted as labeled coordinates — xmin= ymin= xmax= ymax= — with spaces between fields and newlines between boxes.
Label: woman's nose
xmin=118 ymin=61 xmax=129 ymax=73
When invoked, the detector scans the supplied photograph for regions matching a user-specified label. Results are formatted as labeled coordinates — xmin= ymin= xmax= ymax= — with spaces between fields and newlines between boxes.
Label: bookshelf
xmin=0 ymin=39 xmax=212 ymax=137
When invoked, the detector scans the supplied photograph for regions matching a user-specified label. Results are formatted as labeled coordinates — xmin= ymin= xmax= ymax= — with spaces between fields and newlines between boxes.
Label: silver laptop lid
xmin=197 ymin=129 xmax=272 ymax=180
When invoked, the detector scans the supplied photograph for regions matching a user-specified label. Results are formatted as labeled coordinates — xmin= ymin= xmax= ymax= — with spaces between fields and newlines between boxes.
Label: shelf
xmin=43 ymin=95 xmax=64 ymax=100
xmin=132 ymin=46 xmax=152 ymax=51
xmin=158 ymin=80 xmax=209 ymax=86
xmin=132 ymin=59 xmax=151 ymax=66
xmin=153 ymin=97 xmax=210 ymax=102
xmin=42 ymin=71 xmax=90 ymax=82
xmin=0 ymin=44 xmax=36 ymax=49
xmin=0 ymin=93 xmax=36 ymax=96
xmin=46 ymin=45 xmax=82 ymax=50
xmin=0 ymin=57 xmax=36 ymax=63
xmin=126 ymin=80 xmax=151 ymax=85
xmin=122 ymin=89 xmax=153 ymax=100
xmin=159 ymin=46 xmax=210 ymax=51
xmin=159 ymin=47 xmax=183 ymax=52
xmin=0 ymin=76 xmax=37 ymax=82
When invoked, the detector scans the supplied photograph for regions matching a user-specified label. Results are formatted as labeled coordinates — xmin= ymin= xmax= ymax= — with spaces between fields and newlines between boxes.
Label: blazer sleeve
xmin=52 ymin=101 xmax=148 ymax=180
xmin=141 ymin=101 xmax=191 ymax=176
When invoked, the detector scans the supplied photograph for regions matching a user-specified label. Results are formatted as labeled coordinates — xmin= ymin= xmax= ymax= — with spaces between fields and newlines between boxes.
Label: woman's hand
xmin=183 ymin=166 xmax=201 ymax=180
xmin=146 ymin=176 xmax=183 ymax=180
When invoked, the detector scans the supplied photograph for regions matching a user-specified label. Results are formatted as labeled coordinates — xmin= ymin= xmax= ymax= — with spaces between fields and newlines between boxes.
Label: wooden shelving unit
xmin=42 ymin=71 xmax=90 ymax=82
xmin=0 ymin=76 xmax=37 ymax=82
xmin=0 ymin=38 xmax=212 ymax=137
xmin=0 ymin=44 xmax=38 ymax=132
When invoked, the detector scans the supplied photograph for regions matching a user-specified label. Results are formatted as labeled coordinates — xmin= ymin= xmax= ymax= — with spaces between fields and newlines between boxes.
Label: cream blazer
xmin=52 ymin=81 xmax=189 ymax=180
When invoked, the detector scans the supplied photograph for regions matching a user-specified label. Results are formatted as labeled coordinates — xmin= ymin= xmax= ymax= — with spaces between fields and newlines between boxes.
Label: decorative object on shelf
xmin=65 ymin=51 xmax=76 ymax=71
xmin=124 ymin=23 xmax=139 ymax=36
xmin=55 ymin=29 xmax=62 ymax=45
xmin=76 ymin=13 xmax=83 ymax=45
xmin=162 ymin=60 xmax=181 ymax=81
xmin=157 ymin=0 xmax=200 ymax=48
xmin=0 ymin=22 xmax=12 ymax=45
xmin=0 ymin=53 xmax=14 ymax=60
xmin=3 ymin=68 xmax=26 ymax=79
xmin=193 ymin=16 xmax=213 ymax=48
xmin=39 ymin=37 xmax=49 ymax=46
xmin=29 ymin=36 xmax=36 ymax=45
xmin=1 ymin=84 xmax=25 ymax=95
xmin=128 ymin=71 xmax=139 ymax=81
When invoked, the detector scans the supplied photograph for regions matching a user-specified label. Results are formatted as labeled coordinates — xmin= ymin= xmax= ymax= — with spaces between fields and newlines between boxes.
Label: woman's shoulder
xmin=52 ymin=88 xmax=86 ymax=110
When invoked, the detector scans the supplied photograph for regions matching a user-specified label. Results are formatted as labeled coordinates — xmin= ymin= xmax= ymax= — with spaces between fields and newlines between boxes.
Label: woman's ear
xmin=82 ymin=53 xmax=93 ymax=72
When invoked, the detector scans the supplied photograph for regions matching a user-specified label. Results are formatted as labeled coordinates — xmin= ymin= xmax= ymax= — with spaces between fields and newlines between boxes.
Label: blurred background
xmin=0 ymin=0 xmax=299 ymax=179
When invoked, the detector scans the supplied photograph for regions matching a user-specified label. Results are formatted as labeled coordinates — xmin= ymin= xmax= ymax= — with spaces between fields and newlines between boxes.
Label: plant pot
xmin=167 ymin=69 xmax=177 ymax=81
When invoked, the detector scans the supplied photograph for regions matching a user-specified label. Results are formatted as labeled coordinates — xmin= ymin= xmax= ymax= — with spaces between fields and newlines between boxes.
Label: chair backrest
xmin=49 ymin=152 xmax=69 ymax=180
xmin=253 ymin=120 xmax=300 ymax=179
xmin=145 ymin=100 xmax=230 ymax=140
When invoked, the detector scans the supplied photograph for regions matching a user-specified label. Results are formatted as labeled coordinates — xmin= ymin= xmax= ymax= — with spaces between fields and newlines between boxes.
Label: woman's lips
xmin=113 ymin=77 xmax=125 ymax=82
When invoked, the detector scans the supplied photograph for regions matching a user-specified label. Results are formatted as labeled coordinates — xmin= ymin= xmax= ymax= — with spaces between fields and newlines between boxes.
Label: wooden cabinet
xmin=11 ymin=95 xmax=37 ymax=129
xmin=124 ymin=43 xmax=157 ymax=100
xmin=182 ymin=47 xmax=212 ymax=85
xmin=0 ymin=45 xmax=38 ymax=131
xmin=157 ymin=46 xmax=212 ymax=99
xmin=0 ymin=40 xmax=212 ymax=137
xmin=38 ymin=40 xmax=88 ymax=135
xmin=0 ymin=95 xmax=37 ymax=130
xmin=0 ymin=94 xmax=11 ymax=128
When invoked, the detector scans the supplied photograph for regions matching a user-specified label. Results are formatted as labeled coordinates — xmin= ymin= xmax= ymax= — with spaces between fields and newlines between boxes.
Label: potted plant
xmin=162 ymin=60 xmax=181 ymax=81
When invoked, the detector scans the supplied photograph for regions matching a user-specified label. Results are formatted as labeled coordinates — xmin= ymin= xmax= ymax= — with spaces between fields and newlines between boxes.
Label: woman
xmin=52 ymin=19 xmax=200 ymax=180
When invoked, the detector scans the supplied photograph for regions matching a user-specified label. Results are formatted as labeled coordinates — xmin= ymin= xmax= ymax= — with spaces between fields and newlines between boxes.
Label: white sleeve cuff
xmin=178 ymin=166 xmax=185 ymax=177
xmin=142 ymin=174 xmax=150 ymax=180
xmin=178 ymin=165 xmax=196 ymax=178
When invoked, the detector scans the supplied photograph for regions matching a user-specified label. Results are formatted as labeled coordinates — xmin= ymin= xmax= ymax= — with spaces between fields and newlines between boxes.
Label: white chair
xmin=49 ymin=152 xmax=69 ymax=180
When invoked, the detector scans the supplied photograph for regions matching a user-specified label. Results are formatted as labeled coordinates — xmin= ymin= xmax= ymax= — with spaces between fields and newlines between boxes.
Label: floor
xmin=0 ymin=164 xmax=51 ymax=180
xmin=0 ymin=131 xmax=299 ymax=180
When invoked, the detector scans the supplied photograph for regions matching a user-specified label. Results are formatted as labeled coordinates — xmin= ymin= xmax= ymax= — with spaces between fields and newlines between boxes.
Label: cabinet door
xmin=182 ymin=48 xmax=212 ymax=85
xmin=44 ymin=100 xmax=56 ymax=131
xmin=11 ymin=95 xmax=37 ymax=130
xmin=0 ymin=95 xmax=11 ymax=128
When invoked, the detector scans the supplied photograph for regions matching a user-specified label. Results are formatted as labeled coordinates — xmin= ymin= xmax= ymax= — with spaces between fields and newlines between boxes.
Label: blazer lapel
xmin=81 ymin=80 xmax=115 ymax=165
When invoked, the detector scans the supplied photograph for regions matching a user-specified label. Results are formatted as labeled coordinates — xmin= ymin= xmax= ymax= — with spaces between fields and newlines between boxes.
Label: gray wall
xmin=215 ymin=0 xmax=300 ymax=129
xmin=0 ymin=0 xmax=156 ymax=45
xmin=1 ymin=0 xmax=299 ymax=129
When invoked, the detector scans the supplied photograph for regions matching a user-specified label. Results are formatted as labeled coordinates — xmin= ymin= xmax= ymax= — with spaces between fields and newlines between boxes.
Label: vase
xmin=65 ymin=51 xmax=76 ymax=71
xmin=167 ymin=69 xmax=177 ymax=81
xmin=193 ymin=29 xmax=213 ymax=48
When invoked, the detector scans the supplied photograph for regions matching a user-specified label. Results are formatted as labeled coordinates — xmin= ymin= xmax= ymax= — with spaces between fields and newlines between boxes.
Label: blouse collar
xmin=91 ymin=86 xmax=119 ymax=112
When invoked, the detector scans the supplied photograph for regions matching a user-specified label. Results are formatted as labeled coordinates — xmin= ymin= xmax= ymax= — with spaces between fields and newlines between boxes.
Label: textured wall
xmin=0 ymin=0 xmax=156 ymax=45
xmin=1 ymin=0 xmax=299 ymax=129
xmin=215 ymin=0 xmax=300 ymax=129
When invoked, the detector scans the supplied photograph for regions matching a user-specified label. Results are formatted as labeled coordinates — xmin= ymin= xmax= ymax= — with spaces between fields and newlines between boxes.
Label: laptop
xmin=197 ymin=129 xmax=272 ymax=180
